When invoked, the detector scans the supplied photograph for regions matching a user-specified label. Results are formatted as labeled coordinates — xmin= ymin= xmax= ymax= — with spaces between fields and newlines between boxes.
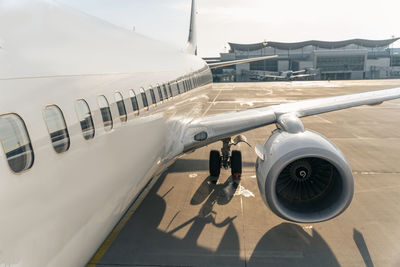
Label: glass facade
xmin=316 ymin=56 xmax=365 ymax=72
xmin=391 ymin=56 xmax=400 ymax=67
xmin=249 ymin=59 xmax=278 ymax=71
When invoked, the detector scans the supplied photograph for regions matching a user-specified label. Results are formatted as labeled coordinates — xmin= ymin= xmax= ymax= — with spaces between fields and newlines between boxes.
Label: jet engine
xmin=256 ymin=128 xmax=354 ymax=223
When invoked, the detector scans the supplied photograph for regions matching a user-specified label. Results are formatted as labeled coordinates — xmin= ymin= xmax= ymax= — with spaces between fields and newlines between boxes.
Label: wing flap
xmin=183 ymin=87 xmax=400 ymax=151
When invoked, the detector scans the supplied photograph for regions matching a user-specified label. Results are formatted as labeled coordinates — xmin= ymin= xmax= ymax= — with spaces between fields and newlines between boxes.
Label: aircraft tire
xmin=209 ymin=150 xmax=221 ymax=178
xmin=231 ymin=150 xmax=242 ymax=178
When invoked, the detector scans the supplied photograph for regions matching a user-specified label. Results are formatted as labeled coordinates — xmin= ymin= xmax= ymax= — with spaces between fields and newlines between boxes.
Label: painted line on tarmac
xmin=202 ymin=90 xmax=222 ymax=117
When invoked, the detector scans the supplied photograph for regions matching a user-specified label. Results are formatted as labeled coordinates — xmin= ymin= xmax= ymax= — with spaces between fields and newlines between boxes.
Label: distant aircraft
xmin=1 ymin=0 xmax=400 ymax=266
xmin=262 ymin=69 xmax=317 ymax=80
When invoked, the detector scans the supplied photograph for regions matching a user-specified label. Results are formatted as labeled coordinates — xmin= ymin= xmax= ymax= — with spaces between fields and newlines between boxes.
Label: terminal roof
xmin=229 ymin=38 xmax=400 ymax=51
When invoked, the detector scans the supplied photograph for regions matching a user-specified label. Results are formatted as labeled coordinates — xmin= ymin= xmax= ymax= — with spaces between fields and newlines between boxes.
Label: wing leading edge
xmin=183 ymin=87 xmax=400 ymax=152
xmin=208 ymin=55 xmax=278 ymax=69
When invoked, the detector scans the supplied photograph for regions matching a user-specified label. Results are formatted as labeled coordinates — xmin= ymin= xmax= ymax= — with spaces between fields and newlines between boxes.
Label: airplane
xmin=1 ymin=0 xmax=400 ymax=266
xmin=261 ymin=69 xmax=317 ymax=80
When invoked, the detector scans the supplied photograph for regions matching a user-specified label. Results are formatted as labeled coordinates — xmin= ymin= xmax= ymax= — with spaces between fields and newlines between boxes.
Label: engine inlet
xmin=275 ymin=157 xmax=343 ymax=214
xmin=276 ymin=158 xmax=334 ymax=203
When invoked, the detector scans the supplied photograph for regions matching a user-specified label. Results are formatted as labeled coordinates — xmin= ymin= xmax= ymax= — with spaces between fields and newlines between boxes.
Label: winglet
xmin=186 ymin=0 xmax=197 ymax=55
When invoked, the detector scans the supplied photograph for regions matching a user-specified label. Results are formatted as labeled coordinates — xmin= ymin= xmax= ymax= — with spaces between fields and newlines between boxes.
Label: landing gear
xmin=231 ymin=150 xmax=242 ymax=178
xmin=209 ymin=150 xmax=221 ymax=178
xmin=208 ymin=135 xmax=249 ymax=182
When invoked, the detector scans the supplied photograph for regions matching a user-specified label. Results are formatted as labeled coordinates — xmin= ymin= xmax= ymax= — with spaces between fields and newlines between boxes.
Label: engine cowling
xmin=256 ymin=129 xmax=354 ymax=223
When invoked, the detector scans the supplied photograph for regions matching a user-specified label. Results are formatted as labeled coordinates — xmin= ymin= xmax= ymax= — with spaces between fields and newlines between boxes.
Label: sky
xmin=57 ymin=0 xmax=400 ymax=57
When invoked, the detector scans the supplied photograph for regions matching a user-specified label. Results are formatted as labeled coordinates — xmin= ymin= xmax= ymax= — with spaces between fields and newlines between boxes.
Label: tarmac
xmin=89 ymin=80 xmax=400 ymax=267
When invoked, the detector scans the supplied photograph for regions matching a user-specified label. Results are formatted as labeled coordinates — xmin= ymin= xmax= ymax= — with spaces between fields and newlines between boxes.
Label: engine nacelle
xmin=256 ymin=129 xmax=354 ymax=223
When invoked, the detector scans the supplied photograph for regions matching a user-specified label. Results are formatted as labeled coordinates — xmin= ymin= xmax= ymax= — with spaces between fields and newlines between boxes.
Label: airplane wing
xmin=182 ymin=87 xmax=400 ymax=151
xmin=262 ymin=74 xmax=285 ymax=79
xmin=292 ymin=70 xmax=306 ymax=74
xmin=208 ymin=55 xmax=278 ymax=69
xmin=291 ymin=73 xmax=317 ymax=78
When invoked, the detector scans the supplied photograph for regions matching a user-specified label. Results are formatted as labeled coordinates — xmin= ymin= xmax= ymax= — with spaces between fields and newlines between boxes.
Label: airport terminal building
xmin=207 ymin=38 xmax=400 ymax=82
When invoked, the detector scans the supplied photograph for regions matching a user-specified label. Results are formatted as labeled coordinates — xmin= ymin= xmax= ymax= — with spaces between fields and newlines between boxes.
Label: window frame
xmin=149 ymin=86 xmax=157 ymax=106
xmin=129 ymin=89 xmax=140 ymax=115
xmin=183 ymin=80 xmax=187 ymax=92
xmin=0 ymin=113 xmax=35 ymax=173
xmin=75 ymin=99 xmax=95 ymax=140
xmin=176 ymin=80 xmax=181 ymax=94
xmin=97 ymin=95 xmax=113 ymax=131
xmin=162 ymin=84 xmax=169 ymax=100
xmin=156 ymin=84 xmax=164 ymax=102
xmin=140 ymin=87 xmax=149 ymax=110
xmin=190 ymin=77 xmax=194 ymax=90
xmin=114 ymin=92 xmax=128 ymax=123
xmin=43 ymin=105 xmax=71 ymax=153
xmin=168 ymin=83 xmax=173 ymax=98
xmin=186 ymin=79 xmax=190 ymax=91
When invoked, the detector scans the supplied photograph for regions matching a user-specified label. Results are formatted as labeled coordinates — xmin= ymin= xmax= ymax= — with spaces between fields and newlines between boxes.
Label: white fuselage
xmin=0 ymin=1 xmax=213 ymax=266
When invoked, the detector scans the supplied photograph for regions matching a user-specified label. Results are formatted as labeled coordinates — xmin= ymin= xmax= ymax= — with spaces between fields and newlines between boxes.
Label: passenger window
xmin=149 ymin=87 xmax=157 ymax=105
xmin=183 ymin=80 xmax=187 ymax=92
xmin=75 ymin=99 xmax=95 ymax=140
xmin=162 ymin=84 xmax=169 ymax=99
xmin=140 ymin=88 xmax=149 ymax=109
xmin=0 ymin=114 xmax=34 ymax=173
xmin=97 ymin=96 xmax=113 ymax=131
xmin=157 ymin=85 xmax=164 ymax=101
xmin=44 ymin=105 xmax=70 ymax=153
xmin=176 ymin=81 xmax=181 ymax=94
xmin=186 ymin=79 xmax=190 ymax=91
xmin=129 ymin=90 xmax=139 ymax=114
xmin=114 ymin=92 xmax=127 ymax=122
xmin=168 ymin=83 xmax=173 ymax=97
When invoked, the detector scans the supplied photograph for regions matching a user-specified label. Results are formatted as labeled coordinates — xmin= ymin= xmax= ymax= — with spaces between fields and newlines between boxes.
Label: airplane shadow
xmin=353 ymin=229 xmax=374 ymax=267
xmin=190 ymin=175 xmax=238 ymax=207
xmin=169 ymin=158 xmax=255 ymax=173
xmin=249 ymin=223 xmax=340 ymax=267
xmin=96 ymin=166 xmax=371 ymax=267
xmin=98 ymin=174 xmax=241 ymax=266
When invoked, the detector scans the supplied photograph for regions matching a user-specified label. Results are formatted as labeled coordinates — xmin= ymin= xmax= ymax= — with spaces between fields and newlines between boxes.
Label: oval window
xmin=183 ymin=80 xmax=187 ymax=92
xmin=44 ymin=105 xmax=70 ymax=153
xmin=149 ymin=87 xmax=157 ymax=105
xmin=129 ymin=90 xmax=140 ymax=115
xmin=176 ymin=81 xmax=181 ymax=94
xmin=140 ymin=88 xmax=149 ymax=109
xmin=162 ymin=84 xmax=169 ymax=99
xmin=97 ymin=96 xmax=113 ymax=131
xmin=115 ymin=92 xmax=127 ymax=122
xmin=75 ymin=99 xmax=95 ymax=140
xmin=0 ymin=113 xmax=34 ymax=173
xmin=168 ymin=83 xmax=173 ymax=97
xmin=157 ymin=85 xmax=164 ymax=101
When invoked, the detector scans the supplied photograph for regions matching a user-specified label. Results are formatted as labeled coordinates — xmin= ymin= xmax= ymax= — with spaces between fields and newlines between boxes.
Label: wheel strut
xmin=221 ymin=138 xmax=231 ymax=170
xmin=208 ymin=136 xmax=249 ymax=180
